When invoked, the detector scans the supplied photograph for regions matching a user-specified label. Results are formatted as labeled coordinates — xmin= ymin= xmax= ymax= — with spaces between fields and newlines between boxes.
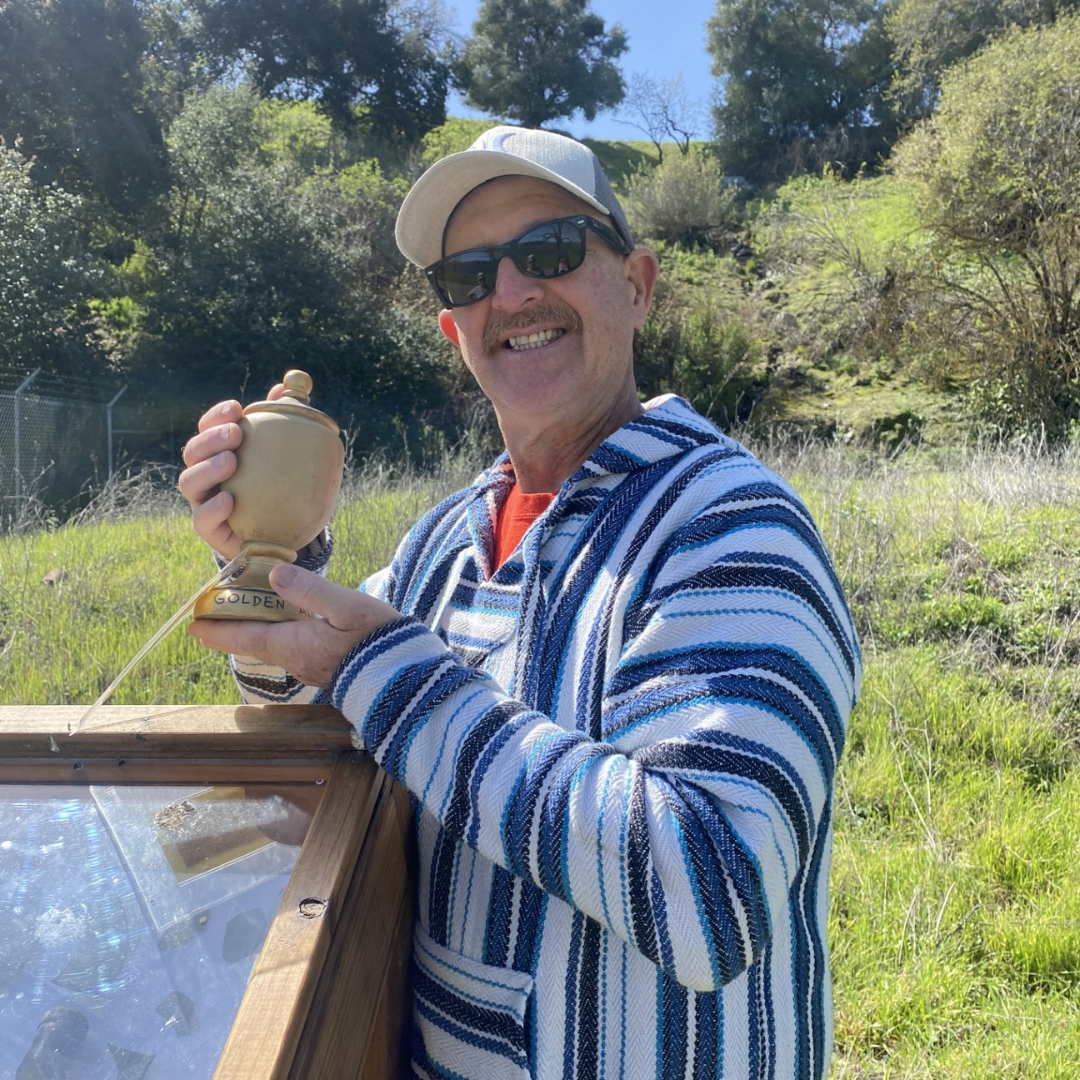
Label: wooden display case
xmin=0 ymin=704 xmax=412 ymax=1080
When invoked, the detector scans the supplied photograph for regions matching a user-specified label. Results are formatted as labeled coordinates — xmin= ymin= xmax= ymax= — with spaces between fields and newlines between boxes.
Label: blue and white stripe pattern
xmin=232 ymin=395 xmax=860 ymax=1080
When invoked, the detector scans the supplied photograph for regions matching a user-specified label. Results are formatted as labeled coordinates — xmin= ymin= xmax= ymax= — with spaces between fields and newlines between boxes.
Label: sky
xmin=444 ymin=0 xmax=720 ymax=142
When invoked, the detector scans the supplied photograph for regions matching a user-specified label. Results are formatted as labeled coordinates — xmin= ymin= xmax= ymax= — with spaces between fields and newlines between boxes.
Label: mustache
xmin=483 ymin=304 xmax=583 ymax=354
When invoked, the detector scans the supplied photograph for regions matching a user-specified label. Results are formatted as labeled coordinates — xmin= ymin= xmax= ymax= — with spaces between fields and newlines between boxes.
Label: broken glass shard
xmin=107 ymin=1043 xmax=155 ymax=1080
xmin=222 ymin=908 xmax=267 ymax=964
xmin=156 ymin=990 xmax=195 ymax=1036
xmin=16 ymin=1007 xmax=87 ymax=1080
xmin=51 ymin=929 xmax=127 ymax=996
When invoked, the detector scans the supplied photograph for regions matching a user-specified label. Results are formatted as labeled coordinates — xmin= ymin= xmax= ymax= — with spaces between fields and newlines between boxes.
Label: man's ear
xmin=438 ymin=309 xmax=461 ymax=347
xmin=626 ymin=248 xmax=659 ymax=330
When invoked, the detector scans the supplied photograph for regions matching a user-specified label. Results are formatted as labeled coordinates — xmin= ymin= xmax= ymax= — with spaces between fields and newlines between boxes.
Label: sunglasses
xmin=425 ymin=214 xmax=632 ymax=308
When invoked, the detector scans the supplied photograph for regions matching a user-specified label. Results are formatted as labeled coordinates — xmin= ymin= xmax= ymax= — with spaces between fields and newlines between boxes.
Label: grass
xmin=761 ymin=435 xmax=1080 ymax=1077
xmin=4 ymin=438 xmax=1080 ymax=1075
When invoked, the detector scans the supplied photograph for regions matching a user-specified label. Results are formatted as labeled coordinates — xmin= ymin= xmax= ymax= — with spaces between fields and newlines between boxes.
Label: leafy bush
xmin=893 ymin=13 xmax=1080 ymax=436
xmin=622 ymin=147 xmax=740 ymax=250
xmin=257 ymin=100 xmax=340 ymax=173
xmin=636 ymin=303 xmax=762 ymax=428
xmin=321 ymin=159 xmax=410 ymax=283
xmin=633 ymin=244 xmax=767 ymax=427
xmin=885 ymin=0 xmax=1080 ymax=123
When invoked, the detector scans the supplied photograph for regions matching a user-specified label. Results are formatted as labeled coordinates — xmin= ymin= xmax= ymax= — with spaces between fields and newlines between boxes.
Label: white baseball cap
xmin=395 ymin=125 xmax=635 ymax=268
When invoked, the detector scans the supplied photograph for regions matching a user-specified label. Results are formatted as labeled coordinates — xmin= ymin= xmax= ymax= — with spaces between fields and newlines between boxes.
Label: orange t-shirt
xmin=493 ymin=484 xmax=556 ymax=570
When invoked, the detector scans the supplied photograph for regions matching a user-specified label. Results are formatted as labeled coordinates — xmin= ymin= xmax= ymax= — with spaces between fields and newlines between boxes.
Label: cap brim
xmin=395 ymin=150 xmax=612 ymax=268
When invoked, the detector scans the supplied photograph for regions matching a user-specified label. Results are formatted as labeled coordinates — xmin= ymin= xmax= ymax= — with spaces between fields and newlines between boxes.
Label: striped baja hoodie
xmin=231 ymin=395 xmax=861 ymax=1080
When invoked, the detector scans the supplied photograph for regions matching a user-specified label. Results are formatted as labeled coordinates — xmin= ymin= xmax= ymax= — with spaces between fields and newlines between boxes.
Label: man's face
xmin=437 ymin=176 xmax=656 ymax=444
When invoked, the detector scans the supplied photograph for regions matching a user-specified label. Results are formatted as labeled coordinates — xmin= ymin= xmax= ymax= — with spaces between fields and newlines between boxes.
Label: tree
xmin=706 ymin=0 xmax=896 ymax=181
xmin=191 ymin=0 xmax=453 ymax=141
xmin=894 ymin=13 xmax=1080 ymax=433
xmin=0 ymin=147 xmax=107 ymax=377
xmin=0 ymin=0 xmax=169 ymax=214
xmin=886 ymin=0 xmax=1080 ymax=124
xmin=457 ymin=0 xmax=627 ymax=129
xmin=616 ymin=73 xmax=703 ymax=162
xmin=137 ymin=0 xmax=217 ymax=128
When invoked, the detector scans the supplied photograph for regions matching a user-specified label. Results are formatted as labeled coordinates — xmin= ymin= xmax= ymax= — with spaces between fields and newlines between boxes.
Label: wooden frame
xmin=0 ymin=704 xmax=412 ymax=1080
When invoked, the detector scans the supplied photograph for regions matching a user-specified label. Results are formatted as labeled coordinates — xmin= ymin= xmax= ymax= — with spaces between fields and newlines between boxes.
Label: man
xmin=180 ymin=126 xmax=860 ymax=1080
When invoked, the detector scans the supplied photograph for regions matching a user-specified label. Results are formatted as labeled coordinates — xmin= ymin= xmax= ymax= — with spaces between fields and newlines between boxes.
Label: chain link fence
xmin=0 ymin=369 xmax=171 ymax=530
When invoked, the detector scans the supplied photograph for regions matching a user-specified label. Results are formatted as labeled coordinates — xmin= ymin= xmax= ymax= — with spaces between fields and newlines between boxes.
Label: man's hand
xmin=177 ymin=385 xmax=284 ymax=560
xmin=189 ymin=563 xmax=402 ymax=688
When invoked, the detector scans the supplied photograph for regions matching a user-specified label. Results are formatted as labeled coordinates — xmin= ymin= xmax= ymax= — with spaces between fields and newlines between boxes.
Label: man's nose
xmin=490 ymin=255 xmax=545 ymax=309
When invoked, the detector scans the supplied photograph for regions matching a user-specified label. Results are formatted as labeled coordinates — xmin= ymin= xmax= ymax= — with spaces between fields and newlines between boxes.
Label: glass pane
xmin=0 ymin=782 xmax=322 ymax=1079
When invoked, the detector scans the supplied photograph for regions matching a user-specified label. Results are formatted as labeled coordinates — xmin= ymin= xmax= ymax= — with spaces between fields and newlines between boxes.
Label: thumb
xmin=268 ymin=564 xmax=355 ymax=626
xmin=268 ymin=563 xmax=399 ymax=633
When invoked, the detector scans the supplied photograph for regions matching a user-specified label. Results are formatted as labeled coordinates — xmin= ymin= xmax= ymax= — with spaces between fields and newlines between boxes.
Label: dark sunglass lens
xmin=438 ymin=250 xmax=499 ymax=305
xmin=514 ymin=219 xmax=585 ymax=278
xmin=431 ymin=218 xmax=596 ymax=306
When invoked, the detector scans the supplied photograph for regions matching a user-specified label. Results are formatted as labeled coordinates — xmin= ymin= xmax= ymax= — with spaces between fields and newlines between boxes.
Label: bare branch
xmin=615 ymin=71 xmax=703 ymax=162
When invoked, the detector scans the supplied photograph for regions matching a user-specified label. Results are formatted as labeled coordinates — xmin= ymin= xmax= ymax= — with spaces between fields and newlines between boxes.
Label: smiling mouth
xmin=484 ymin=304 xmax=583 ymax=355
xmin=506 ymin=328 xmax=565 ymax=351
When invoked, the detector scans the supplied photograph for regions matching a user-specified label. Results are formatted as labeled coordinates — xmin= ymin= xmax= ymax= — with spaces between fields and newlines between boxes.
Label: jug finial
xmin=281 ymin=370 xmax=313 ymax=403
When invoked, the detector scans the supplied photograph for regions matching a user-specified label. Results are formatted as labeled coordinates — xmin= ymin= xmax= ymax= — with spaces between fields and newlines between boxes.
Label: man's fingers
xmin=188 ymin=614 xmax=345 ymax=687
xmin=268 ymin=565 xmax=399 ymax=635
xmin=267 ymin=564 xmax=340 ymax=619
xmin=178 ymin=449 xmax=237 ymax=504
xmin=181 ymin=422 xmax=241 ymax=470
xmin=189 ymin=488 xmax=231 ymax=523
xmin=190 ymin=491 xmax=239 ymax=557
xmin=197 ymin=399 xmax=243 ymax=434
xmin=189 ymin=616 xmax=284 ymax=663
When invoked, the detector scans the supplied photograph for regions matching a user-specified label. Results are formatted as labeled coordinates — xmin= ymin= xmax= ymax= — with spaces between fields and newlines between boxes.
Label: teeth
xmin=507 ymin=328 xmax=564 ymax=350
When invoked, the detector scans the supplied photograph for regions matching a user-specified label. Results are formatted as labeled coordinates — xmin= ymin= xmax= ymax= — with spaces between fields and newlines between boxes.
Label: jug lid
xmin=242 ymin=370 xmax=339 ymax=432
